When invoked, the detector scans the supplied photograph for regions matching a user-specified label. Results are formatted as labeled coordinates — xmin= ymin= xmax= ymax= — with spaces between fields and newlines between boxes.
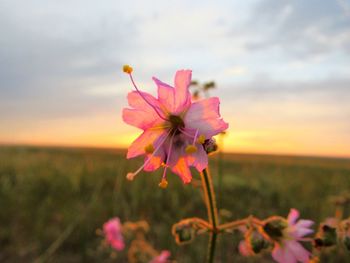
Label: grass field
xmin=1 ymin=145 xmax=350 ymax=262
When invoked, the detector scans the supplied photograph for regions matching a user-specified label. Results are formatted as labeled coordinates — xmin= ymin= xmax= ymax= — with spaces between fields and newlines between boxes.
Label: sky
xmin=1 ymin=0 xmax=350 ymax=158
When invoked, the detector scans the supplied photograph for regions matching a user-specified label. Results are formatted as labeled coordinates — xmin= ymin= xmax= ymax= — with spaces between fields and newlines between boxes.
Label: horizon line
xmin=1 ymin=142 xmax=349 ymax=160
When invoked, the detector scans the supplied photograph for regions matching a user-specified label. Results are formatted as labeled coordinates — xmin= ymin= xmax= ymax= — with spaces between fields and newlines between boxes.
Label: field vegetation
xmin=1 ymin=146 xmax=350 ymax=262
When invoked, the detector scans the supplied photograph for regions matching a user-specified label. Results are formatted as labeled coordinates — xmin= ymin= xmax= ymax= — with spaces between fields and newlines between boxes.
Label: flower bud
xmin=263 ymin=218 xmax=287 ymax=241
xmin=314 ymin=224 xmax=337 ymax=248
xmin=203 ymin=138 xmax=218 ymax=154
xmin=172 ymin=222 xmax=195 ymax=245
xmin=251 ymin=235 xmax=270 ymax=254
xmin=239 ymin=228 xmax=270 ymax=257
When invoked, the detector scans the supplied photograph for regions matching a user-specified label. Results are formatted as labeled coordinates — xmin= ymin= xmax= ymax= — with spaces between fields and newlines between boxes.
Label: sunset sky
xmin=1 ymin=0 xmax=350 ymax=157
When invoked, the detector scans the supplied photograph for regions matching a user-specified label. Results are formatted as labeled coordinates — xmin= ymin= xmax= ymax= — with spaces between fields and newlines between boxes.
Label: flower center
xmin=168 ymin=115 xmax=185 ymax=131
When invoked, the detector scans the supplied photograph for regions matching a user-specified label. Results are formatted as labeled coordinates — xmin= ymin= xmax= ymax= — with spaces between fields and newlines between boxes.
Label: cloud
xmin=221 ymin=76 xmax=350 ymax=98
xmin=224 ymin=66 xmax=247 ymax=76
xmin=0 ymin=0 xmax=136 ymax=119
xmin=216 ymin=76 xmax=350 ymax=131
xmin=242 ymin=0 xmax=350 ymax=58
xmin=337 ymin=0 xmax=350 ymax=17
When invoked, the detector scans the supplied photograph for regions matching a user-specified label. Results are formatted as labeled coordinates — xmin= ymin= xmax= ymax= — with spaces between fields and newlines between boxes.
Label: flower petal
xmin=287 ymin=209 xmax=300 ymax=225
xmin=291 ymin=227 xmax=314 ymax=239
xmin=127 ymin=129 xmax=166 ymax=159
xmin=186 ymin=97 xmax=221 ymax=120
xmin=144 ymin=152 xmax=164 ymax=172
xmin=103 ymin=218 xmax=125 ymax=251
xmin=288 ymin=212 xmax=314 ymax=238
xmin=272 ymin=245 xmax=286 ymax=263
xmin=110 ymin=238 xmax=125 ymax=251
xmin=171 ymin=157 xmax=192 ymax=184
xmin=127 ymin=91 xmax=161 ymax=111
xmin=272 ymin=244 xmax=296 ymax=263
xmin=173 ymin=70 xmax=192 ymax=113
xmin=122 ymin=108 xmax=162 ymax=130
xmin=166 ymin=134 xmax=187 ymax=167
xmin=143 ymin=136 xmax=166 ymax=171
xmin=186 ymin=144 xmax=208 ymax=172
xmin=286 ymin=241 xmax=310 ymax=263
xmin=184 ymin=97 xmax=228 ymax=137
xmin=185 ymin=118 xmax=228 ymax=138
xmin=153 ymin=77 xmax=175 ymax=112
xmin=150 ymin=250 xmax=171 ymax=263
xmin=295 ymin=219 xmax=314 ymax=229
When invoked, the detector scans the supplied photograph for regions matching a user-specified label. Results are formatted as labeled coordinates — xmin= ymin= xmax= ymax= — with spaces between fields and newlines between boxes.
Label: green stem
xmin=217 ymin=147 xmax=223 ymax=205
xmin=208 ymin=232 xmax=217 ymax=263
xmin=201 ymin=167 xmax=218 ymax=263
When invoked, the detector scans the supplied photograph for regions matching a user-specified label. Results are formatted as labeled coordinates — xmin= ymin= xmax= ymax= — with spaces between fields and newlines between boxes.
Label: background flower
xmin=267 ymin=209 xmax=314 ymax=263
xmin=103 ymin=217 xmax=125 ymax=251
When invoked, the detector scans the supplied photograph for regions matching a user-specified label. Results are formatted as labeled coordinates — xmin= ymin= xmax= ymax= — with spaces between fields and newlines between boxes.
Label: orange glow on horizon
xmin=2 ymin=129 xmax=349 ymax=159
xmin=1 ymin=110 xmax=349 ymax=159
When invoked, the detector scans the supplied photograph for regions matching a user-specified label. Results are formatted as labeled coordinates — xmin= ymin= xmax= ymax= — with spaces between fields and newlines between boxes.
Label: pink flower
xmin=238 ymin=240 xmax=254 ymax=256
xmin=264 ymin=209 xmax=314 ymax=263
xmin=103 ymin=217 xmax=125 ymax=251
xmin=122 ymin=67 xmax=228 ymax=186
xmin=150 ymin=250 xmax=171 ymax=263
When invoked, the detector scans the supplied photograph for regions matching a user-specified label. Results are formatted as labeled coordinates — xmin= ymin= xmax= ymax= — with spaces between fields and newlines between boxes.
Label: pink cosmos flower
xmin=267 ymin=209 xmax=314 ymax=263
xmin=122 ymin=66 xmax=228 ymax=187
xmin=149 ymin=250 xmax=171 ymax=263
xmin=103 ymin=217 xmax=125 ymax=251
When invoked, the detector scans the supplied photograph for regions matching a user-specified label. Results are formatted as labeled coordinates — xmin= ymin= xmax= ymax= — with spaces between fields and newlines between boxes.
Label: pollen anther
xmin=123 ymin=65 xmax=133 ymax=74
xmin=126 ymin=172 xmax=135 ymax=181
xmin=159 ymin=178 xmax=168 ymax=188
xmin=197 ymin=134 xmax=206 ymax=144
xmin=185 ymin=145 xmax=198 ymax=154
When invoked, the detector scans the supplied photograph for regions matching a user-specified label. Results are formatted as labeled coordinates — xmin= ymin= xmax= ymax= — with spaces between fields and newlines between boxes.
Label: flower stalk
xmin=200 ymin=167 xmax=219 ymax=263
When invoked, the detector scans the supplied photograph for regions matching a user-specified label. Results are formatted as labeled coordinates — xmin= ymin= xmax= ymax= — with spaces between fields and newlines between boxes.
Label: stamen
xmin=126 ymin=130 xmax=171 ymax=181
xmin=159 ymin=130 xmax=176 ymax=188
xmin=178 ymin=128 xmax=205 ymax=145
xmin=128 ymin=73 xmax=167 ymax=121
xmin=179 ymin=128 xmax=196 ymax=138
xmin=192 ymin=129 xmax=199 ymax=145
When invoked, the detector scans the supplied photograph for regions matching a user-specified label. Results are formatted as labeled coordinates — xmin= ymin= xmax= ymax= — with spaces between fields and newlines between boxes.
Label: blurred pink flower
xmin=238 ymin=239 xmax=254 ymax=256
xmin=150 ymin=250 xmax=171 ymax=263
xmin=123 ymin=68 xmax=228 ymax=186
xmin=269 ymin=209 xmax=314 ymax=263
xmin=103 ymin=217 xmax=125 ymax=251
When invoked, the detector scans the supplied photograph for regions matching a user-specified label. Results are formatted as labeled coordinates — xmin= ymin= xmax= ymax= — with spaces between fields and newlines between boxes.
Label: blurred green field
xmin=1 ymin=146 xmax=350 ymax=263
